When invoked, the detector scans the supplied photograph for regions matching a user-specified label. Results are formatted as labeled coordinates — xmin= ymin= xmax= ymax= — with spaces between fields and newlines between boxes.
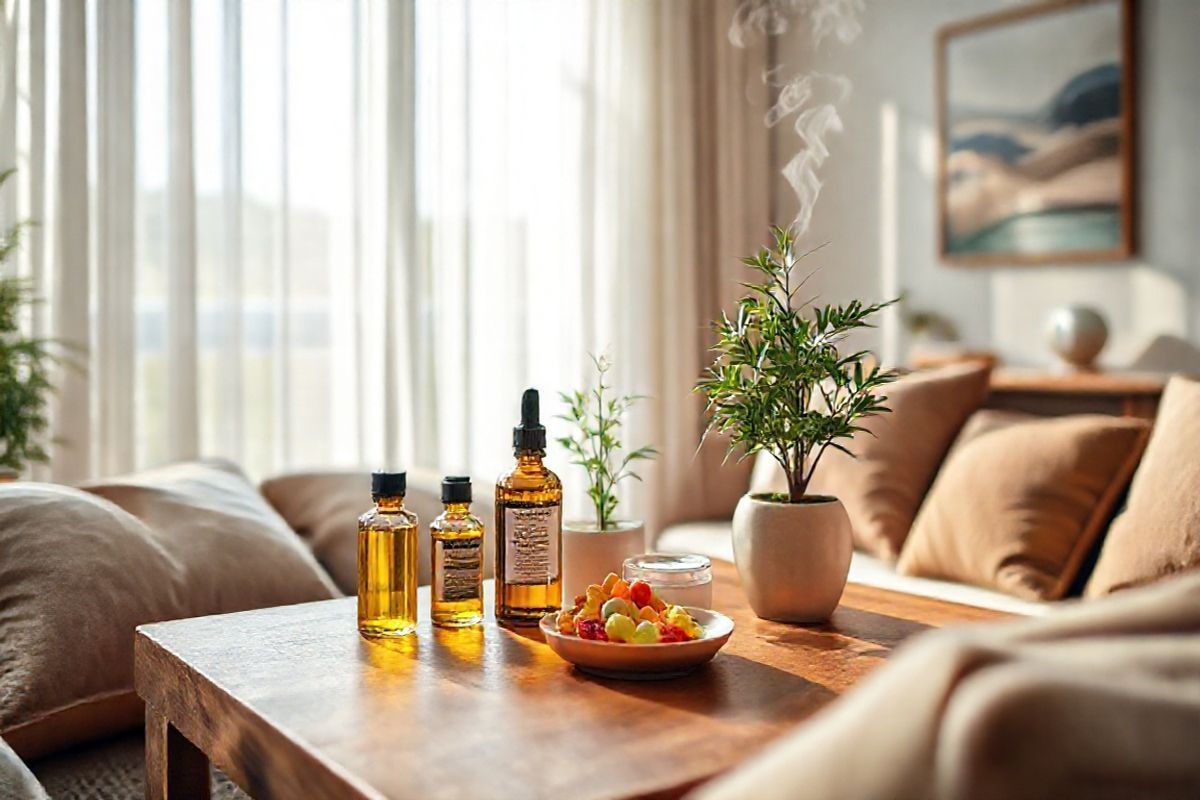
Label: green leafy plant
xmin=557 ymin=354 xmax=657 ymax=531
xmin=0 ymin=167 xmax=55 ymax=472
xmin=695 ymin=225 xmax=898 ymax=504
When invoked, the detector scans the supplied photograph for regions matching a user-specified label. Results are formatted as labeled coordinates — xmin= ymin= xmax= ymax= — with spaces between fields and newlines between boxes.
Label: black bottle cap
xmin=512 ymin=387 xmax=546 ymax=452
xmin=442 ymin=476 xmax=472 ymax=504
xmin=371 ymin=471 xmax=406 ymax=498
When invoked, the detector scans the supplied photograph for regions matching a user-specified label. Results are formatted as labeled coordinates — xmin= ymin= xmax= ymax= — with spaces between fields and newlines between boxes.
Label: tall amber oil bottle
xmin=357 ymin=471 xmax=420 ymax=638
xmin=495 ymin=388 xmax=563 ymax=626
xmin=430 ymin=476 xmax=485 ymax=627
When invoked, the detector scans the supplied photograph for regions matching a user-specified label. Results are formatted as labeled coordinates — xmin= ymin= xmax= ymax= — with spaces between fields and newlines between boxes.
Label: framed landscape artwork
xmin=937 ymin=0 xmax=1135 ymax=265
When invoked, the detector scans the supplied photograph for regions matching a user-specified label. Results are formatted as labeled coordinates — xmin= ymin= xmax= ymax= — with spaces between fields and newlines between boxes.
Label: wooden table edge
xmin=135 ymin=625 xmax=385 ymax=800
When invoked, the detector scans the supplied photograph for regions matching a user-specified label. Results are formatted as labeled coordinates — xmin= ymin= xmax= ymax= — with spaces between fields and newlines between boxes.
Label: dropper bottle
xmin=494 ymin=389 xmax=564 ymax=626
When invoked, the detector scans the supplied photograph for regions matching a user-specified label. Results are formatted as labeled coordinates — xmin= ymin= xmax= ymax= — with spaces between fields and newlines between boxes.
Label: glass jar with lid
xmin=622 ymin=553 xmax=713 ymax=609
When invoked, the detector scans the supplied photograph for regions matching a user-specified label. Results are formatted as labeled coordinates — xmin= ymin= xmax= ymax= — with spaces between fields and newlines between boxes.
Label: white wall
xmin=771 ymin=0 xmax=1200 ymax=367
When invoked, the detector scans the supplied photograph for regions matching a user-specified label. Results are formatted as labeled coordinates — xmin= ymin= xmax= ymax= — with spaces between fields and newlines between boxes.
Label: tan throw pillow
xmin=1086 ymin=377 xmax=1200 ymax=596
xmin=801 ymin=362 xmax=992 ymax=559
xmin=83 ymin=460 xmax=340 ymax=616
xmin=898 ymin=412 xmax=1149 ymax=601
xmin=0 ymin=735 xmax=48 ymax=799
xmin=261 ymin=468 xmax=496 ymax=592
xmin=0 ymin=485 xmax=191 ymax=760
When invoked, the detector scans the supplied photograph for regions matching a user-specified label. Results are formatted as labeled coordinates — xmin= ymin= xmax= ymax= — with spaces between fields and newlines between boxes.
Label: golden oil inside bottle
xmin=496 ymin=412 xmax=563 ymax=626
xmin=431 ymin=492 xmax=484 ymax=628
xmin=357 ymin=475 xmax=419 ymax=638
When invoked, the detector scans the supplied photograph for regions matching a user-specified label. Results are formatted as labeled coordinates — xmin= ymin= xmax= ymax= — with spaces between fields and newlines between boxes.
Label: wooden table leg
xmin=146 ymin=704 xmax=210 ymax=800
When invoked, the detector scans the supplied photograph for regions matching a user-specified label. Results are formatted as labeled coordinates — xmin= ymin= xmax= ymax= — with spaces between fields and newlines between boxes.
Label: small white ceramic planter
xmin=562 ymin=521 xmax=646 ymax=603
xmin=731 ymin=493 xmax=852 ymax=623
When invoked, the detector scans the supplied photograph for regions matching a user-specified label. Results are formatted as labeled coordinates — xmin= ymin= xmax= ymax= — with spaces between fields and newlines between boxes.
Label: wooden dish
xmin=539 ymin=607 xmax=735 ymax=680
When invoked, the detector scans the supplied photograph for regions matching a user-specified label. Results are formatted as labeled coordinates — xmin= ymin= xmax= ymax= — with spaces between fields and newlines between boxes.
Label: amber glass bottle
xmin=430 ymin=476 xmax=484 ymax=627
xmin=357 ymin=471 xmax=419 ymax=638
xmin=495 ymin=389 xmax=563 ymax=626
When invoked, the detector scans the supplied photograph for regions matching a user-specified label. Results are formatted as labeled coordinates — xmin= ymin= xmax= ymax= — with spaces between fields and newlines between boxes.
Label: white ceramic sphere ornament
xmin=1046 ymin=305 xmax=1108 ymax=369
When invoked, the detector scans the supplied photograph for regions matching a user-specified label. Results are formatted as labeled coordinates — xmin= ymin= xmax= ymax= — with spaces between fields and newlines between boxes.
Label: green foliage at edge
xmin=0 ymin=167 xmax=56 ymax=472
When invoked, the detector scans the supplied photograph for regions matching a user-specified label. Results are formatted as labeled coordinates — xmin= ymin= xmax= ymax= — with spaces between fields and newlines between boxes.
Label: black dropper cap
xmin=512 ymin=388 xmax=546 ymax=452
xmin=442 ymin=476 xmax=472 ymax=504
xmin=371 ymin=470 xmax=407 ymax=499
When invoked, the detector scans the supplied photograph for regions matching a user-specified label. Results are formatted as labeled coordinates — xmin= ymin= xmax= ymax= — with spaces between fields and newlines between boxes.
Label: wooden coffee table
xmin=135 ymin=561 xmax=1008 ymax=799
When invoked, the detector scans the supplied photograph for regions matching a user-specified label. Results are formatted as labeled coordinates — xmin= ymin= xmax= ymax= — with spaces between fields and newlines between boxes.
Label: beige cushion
xmin=1087 ymin=376 xmax=1200 ymax=596
xmin=898 ymin=411 xmax=1149 ymax=601
xmin=83 ymin=460 xmax=340 ymax=616
xmin=0 ymin=485 xmax=190 ymax=760
xmin=1 ymin=735 xmax=48 ymax=800
xmin=260 ymin=468 xmax=496 ymax=591
xmin=2 ymin=462 xmax=339 ymax=760
xmin=752 ymin=362 xmax=992 ymax=560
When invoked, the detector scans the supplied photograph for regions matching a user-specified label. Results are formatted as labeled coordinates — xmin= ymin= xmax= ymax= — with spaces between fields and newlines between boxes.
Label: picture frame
xmin=936 ymin=0 xmax=1135 ymax=265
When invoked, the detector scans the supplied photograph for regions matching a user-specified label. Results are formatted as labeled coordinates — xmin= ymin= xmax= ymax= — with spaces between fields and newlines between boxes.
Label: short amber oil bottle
xmin=358 ymin=471 xmax=419 ymax=638
xmin=430 ymin=476 xmax=485 ymax=627
xmin=496 ymin=389 xmax=563 ymax=626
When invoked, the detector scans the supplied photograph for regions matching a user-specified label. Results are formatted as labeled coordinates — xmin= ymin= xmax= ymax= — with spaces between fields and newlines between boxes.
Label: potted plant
xmin=0 ymin=168 xmax=55 ymax=481
xmin=556 ymin=354 xmax=657 ymax=602
xmin=696 ymin=226 xmax=896 ymax=622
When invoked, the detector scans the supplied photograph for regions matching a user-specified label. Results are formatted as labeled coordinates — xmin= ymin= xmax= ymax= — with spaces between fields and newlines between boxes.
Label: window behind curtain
xmin=124 ymin=0 xmax=593 ymax=481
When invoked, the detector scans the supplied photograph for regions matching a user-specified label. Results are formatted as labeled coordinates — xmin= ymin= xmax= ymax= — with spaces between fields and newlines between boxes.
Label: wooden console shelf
xmin=987 ymin=369 xmax=1170 ymax=419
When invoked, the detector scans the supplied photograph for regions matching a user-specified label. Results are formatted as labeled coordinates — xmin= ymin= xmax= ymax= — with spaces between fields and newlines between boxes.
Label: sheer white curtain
xmin=0 ymin=0 xmax=767 ymax=532
xmin=411 ymin=0 xmax=771 ymax=532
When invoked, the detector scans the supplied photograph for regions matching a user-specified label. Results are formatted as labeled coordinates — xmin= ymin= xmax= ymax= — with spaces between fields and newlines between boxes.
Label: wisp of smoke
xmin=729 ymin=0 xmax=789 ymax=49
xmin=808 ymin=0 xmax=864 ymax=47
xmin=768 ymin=73 xmax=852 ymax=237
xmin=729 ymin=0 xmax=863 ymax=236
xmin=730 ymin=0 xmax=863 ymax=50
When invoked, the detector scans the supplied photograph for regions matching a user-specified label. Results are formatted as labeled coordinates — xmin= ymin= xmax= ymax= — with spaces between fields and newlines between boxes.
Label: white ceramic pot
xmin=731 ymin=494 xmax=852 ymax=623
xmin=562 ymin=520 xmax=646 ymax=603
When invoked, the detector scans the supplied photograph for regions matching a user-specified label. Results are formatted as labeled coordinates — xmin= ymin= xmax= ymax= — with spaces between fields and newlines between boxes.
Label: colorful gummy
xmin=632 ymin=620 xmax=661 ymax=644
xmin=657 ymin=622 xmax=689 ymax=643
xmin=604 ymin=613 xmax=637 ymax=643
xmin=576 ymin=618 xmax=608 ymax=641
xmin=601 ymin=597 xmax=632 ymax=620
xmin=601 ymin=572 xmax=621 ymax=593
xmin=664 ymin=606 xmax=702 ymax=639
xmin=629 ymin=580 xmax=653 ymax=608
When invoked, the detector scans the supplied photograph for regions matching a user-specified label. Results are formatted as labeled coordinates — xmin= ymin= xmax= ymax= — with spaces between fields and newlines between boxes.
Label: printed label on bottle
xmin=434 ymin=538 xmax=483 ymax=602
xmin=503 ymin=505 xmax=561 ymax=583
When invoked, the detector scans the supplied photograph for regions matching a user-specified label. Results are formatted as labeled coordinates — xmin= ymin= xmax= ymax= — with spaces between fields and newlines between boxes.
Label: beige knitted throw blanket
xmin=696 ymin=572 xmax=1200 ymax=800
